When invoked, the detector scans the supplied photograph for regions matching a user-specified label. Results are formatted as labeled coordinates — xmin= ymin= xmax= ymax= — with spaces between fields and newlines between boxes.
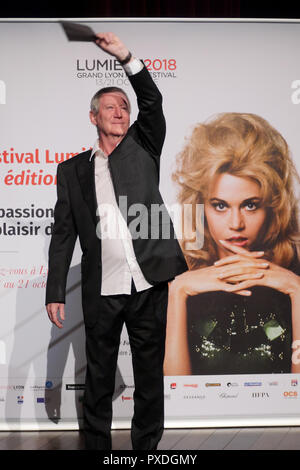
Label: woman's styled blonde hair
xmin=174 ymin=112 xmax=300 ymax=269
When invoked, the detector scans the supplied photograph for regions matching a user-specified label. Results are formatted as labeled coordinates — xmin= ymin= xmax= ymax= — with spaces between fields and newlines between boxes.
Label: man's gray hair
xmin=90 ymin=87 xmax=131 ymax=115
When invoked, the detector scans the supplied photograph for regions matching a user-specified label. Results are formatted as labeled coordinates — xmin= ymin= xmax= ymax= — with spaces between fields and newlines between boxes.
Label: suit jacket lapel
xmin=75 ymin=135 xmax=137 ymax=229
xmin=76 ymin=152 xmax=98 ymax=226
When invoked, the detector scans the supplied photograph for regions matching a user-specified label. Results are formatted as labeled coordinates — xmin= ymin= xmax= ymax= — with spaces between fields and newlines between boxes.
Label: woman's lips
xmin=225 ymin=237 xmax=248 ymax=247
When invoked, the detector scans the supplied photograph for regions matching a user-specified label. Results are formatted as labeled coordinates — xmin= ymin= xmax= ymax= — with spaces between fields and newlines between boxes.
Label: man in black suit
xmin=46 ymin=32 xmax=187 ymax=450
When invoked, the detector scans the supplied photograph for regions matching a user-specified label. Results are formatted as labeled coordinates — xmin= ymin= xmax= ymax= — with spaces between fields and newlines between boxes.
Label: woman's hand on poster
xmin=215 ymin=240 xmax=300 ymax=299
xmin=170 ymin=245 xmax=269 ymax=298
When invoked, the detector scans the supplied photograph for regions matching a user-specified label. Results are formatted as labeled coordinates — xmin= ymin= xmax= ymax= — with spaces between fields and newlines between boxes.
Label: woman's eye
xmin=245 ymin=201 xmax=258 ymax=211
xmin=213 ymin=202 xmax=227 ymax=211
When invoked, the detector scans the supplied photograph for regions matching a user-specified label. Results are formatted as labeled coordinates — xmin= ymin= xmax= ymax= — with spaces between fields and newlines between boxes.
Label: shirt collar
xmin=89 ymin=139 xmax=107 ymax=162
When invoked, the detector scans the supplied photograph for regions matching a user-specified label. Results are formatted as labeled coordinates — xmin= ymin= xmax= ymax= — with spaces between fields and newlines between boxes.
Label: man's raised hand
xmin=95 ymin=32 xmax=131 ymax=63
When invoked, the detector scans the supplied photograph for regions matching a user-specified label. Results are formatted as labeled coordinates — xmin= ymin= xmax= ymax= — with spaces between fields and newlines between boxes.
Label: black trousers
xmin=83 ymin=281 xmax=168 ymax=450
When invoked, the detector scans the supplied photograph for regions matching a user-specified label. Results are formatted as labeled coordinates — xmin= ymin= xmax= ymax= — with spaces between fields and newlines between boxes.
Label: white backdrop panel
xmin=0 ymin=19 xmax=300 ymax=429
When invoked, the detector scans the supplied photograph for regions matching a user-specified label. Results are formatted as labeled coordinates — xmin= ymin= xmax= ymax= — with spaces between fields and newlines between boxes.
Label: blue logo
xmin=244 ymin=382 xmax=262 ymax=387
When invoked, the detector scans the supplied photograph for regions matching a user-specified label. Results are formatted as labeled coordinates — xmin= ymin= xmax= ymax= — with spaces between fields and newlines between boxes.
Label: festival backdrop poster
xmin=0 ymin=19 xmax=300 ymax=429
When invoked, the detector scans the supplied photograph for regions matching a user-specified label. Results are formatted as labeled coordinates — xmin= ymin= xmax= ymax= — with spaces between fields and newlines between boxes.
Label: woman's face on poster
xmin=204 ymin=173 xmax=268 ymax=259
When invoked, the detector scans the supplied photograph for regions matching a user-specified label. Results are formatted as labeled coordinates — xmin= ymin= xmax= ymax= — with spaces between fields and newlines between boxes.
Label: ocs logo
xmin=291 ymin=80 xmax=300 ymax=104
xmin=0 ymin=80 xmax=5 ymax=104
xmin=283 ymin=391 xmax=298 ymax=398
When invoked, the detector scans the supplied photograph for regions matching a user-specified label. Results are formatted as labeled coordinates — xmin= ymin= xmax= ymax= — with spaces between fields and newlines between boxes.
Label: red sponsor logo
xmin=283 ymin=391 xmax=298 ymax=398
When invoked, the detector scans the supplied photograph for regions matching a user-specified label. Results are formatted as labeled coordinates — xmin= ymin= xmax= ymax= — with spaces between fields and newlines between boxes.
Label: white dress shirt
xmin=91 ymin=57 xmax=152 ymax=295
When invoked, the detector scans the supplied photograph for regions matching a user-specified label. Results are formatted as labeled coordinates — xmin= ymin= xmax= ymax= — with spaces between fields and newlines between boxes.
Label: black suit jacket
xmin=46 ymin=65 xmax=187 ymax=326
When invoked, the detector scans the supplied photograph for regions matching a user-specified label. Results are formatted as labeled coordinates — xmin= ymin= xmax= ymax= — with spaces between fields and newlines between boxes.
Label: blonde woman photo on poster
xmin=164 ymin=113 xmax=300 ymax=376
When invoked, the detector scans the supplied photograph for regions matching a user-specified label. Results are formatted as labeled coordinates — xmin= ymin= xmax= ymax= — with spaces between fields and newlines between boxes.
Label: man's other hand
xmin=46 ymin=303 xmax=65 ymax=329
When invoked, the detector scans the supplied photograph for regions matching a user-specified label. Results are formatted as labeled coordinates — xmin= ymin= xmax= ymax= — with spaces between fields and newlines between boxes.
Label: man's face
xmin=90 ymin=92 xmax=130 ymax=139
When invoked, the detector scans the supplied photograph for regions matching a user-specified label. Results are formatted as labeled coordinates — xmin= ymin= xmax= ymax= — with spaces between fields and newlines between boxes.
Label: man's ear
xmin=89 ymin=110 xmax=97 ymax=126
